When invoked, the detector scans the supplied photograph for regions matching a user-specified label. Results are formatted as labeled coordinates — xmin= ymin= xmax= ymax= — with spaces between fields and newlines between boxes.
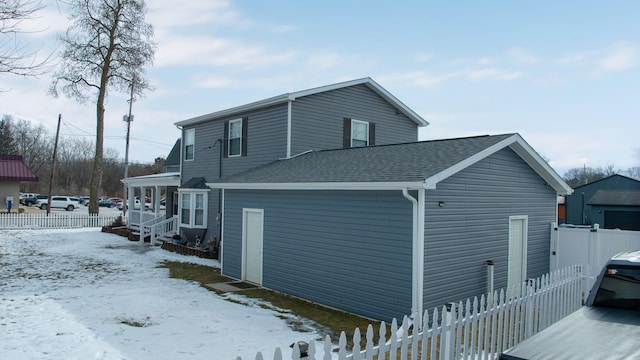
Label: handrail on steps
xmin=147 ymin=216 xmax=178 ymax=245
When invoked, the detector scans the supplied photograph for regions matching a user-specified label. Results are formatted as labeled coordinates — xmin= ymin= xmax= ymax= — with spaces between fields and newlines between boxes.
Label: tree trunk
xmin=88 ymin=90 xmax=106 ymax=215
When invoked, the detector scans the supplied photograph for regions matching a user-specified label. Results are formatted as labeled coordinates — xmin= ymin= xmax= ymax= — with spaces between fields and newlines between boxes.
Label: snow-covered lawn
xmin=0 ymin=229 xmax=321 ymax=360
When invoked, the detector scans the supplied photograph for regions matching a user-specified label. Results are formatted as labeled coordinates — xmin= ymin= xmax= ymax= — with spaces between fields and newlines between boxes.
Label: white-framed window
xmin=351 ymin=119 xmax=369 ymax=147
xmin=228 ymin=118 xmax=242 ymax=157
xmin=179 ymin=190 xmax=208 ymax=228
xmin=184 ymin=128 xmax=195 ymax=161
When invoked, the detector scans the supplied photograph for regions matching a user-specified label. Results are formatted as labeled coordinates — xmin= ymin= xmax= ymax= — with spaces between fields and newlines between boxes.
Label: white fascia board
xmin=287 ymin=77 xmax=371 ymax=99
xmin=289 ymin=77 xmax=429 ymax=127
xmin=508 ymin=136 xmax=573 ymax=195
xmin=422 ymin=134 xmax=573 ymax=195
xmin=174 ymin=95 xmax=289 ymax=127
xmin=206 ymin=181 xmax=426 ymax=191
xmin=177 ymin=188 xmax=211 ymax=193
xmin=422 ymin=136 xmax=519 ymax=189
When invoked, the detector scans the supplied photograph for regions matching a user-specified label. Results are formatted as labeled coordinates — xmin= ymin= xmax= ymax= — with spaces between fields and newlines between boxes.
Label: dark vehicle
xmin=22 ymin=194 xmax=48 ymax=206
xmin=498 ymin=250 xmax=640 ymax=360
xmin=98 ymin=199 xmax=116 ymax=208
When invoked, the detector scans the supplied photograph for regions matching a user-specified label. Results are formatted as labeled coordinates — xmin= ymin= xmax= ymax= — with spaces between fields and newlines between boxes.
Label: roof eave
xmin=206 ymin=181 xmax=427 ymax=191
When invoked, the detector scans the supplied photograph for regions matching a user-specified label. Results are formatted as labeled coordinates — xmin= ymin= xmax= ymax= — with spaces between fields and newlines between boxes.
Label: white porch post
xmin=140 ymin=186 xmax=146 ymax=243
xmin=126 ymin=186 xmax=134 ymax=226
xmin=154 ymin=185 xmax=161 ymax=216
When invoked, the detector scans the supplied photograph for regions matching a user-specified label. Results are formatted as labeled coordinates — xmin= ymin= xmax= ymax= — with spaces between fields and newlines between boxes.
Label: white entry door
xmin=243 ymin=209 xmax=264 ymax=285
xmin=507 ymin=216 xmax=528 ymax=290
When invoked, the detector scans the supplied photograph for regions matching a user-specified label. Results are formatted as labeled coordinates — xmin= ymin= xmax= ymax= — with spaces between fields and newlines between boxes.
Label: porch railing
xmin=148 ymin=216 xmax=179 ymax=245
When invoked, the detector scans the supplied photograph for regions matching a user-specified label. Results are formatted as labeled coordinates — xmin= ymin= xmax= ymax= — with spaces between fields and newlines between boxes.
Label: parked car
xmin=22 ymin=194 xmax=48 ymax=206
xmin=19 ymin=193 xmax=36 ymax=205
xmin=78 ymin=196 xmax=91 ymax=205
xmin=117 ymin=199 xmax=150 ymax=210
xmin=108 ymin=197 xmax=123 ymax=205
xmin=498 ymin=250 xmax=640 ymax=359
xmin=98 ymin=198 xmax=116 ymax=208
xmin=36 ymin=196 xmax=79 ymax=211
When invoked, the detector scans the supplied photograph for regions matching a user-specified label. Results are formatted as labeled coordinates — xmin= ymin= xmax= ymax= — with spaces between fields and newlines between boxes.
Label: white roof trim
xmin=207 ymin=181 xmax=427 ymax=191
xmin=423 ymin=134 xmax=572 ymax=195
xmin=175 ymin=77 xmax=428 ymax=127
xmin=121 ymin=172 xmax=180 ymax=187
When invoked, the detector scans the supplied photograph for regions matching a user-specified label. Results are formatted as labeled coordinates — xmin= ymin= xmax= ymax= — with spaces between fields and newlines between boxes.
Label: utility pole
xmin=47 ymin=114 xmax=62 ymax=216
xmin=122 ymin=80 xmax=134 ymax=217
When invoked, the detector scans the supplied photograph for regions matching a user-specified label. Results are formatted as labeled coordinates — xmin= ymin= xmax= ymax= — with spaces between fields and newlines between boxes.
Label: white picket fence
xmin=0 ymin=213 xmax=122 ymax=229
xmin=243 ymin=264 xmax=586 ymax=360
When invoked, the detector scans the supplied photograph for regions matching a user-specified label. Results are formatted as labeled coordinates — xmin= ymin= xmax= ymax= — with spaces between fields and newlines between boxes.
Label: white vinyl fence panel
xmin=550 ymin=222 xmax=640 ymax=288
xmin=0 ymin=213 xmax=121 ymax=229
xmin=240 ymin=265 xmax=586 ymax=360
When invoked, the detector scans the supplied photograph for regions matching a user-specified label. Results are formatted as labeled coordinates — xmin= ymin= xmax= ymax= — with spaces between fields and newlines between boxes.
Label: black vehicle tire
xmin=66 ymin=205 xmax=74 ymax=211
xmin=40 ymin=204 xmax=48 ymax=210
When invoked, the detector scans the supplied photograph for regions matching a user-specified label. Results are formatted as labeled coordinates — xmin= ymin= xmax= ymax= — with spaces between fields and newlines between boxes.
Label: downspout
xmin=402 ymin=188 xmax=425 ymax=321
xmin=286 ymin=101 xmax=292 ymax=158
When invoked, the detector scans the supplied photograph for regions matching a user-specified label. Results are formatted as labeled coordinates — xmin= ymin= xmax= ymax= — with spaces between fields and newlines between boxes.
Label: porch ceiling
xmin=121 ymin=172 xmax=180 ymax=187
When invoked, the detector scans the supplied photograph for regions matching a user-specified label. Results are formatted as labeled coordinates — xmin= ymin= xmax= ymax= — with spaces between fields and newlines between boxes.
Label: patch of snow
xmin=0 ymin=229 xmax=321 ymax=359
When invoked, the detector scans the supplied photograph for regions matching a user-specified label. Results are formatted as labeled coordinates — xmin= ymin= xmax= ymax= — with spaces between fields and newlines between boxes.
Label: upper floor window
xmin=351 ymin=120 xmax=369 ymax=147
xmin=184 ymin=128 xmax=195 ymax=160
xmin=228 ymin=118 xmax=242 ymax=157
xmin=224 ymin=117 xmax=248 ymax=158
xmin=343 ymin=118 xmax=375 ymax=148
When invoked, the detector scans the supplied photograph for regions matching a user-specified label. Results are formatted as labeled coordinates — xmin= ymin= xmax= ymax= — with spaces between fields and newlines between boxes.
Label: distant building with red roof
xmin=0 ymin=155 xmax=39 ymax=212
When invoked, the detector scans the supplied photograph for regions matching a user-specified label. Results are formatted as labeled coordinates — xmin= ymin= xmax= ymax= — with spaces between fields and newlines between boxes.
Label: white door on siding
xmin=507 ymin=216 xmax=528 ymax=290
xmin=243 ymin=209 xmax=264 ymax=285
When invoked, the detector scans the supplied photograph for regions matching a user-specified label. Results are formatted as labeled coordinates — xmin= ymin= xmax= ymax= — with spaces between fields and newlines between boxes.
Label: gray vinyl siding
xmin=422 ymin=148 xmax=556 ymax=311
xmin=180 ymin=105 xmax=289 ymax=241
xmin=222 ymin=190 xmax=414 ymax=321
xmin=290 ymin=84 xmax=418 ymax=155
xmin=181 ymin=105 xmax=288 ymax=183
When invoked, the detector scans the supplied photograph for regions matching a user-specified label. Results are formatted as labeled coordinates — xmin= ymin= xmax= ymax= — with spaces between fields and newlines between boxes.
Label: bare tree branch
xmin=0 ymin=0 xmax=52 ymax=78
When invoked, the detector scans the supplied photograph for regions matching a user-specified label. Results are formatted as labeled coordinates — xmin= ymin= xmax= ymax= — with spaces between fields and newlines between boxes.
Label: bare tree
xmin=0 ymin=0 xmax=49 ymax=78
xmin=49 ymin=0 xmax=155 ymax=214
xmin=12 ymin=116 xmax=51 ymax=173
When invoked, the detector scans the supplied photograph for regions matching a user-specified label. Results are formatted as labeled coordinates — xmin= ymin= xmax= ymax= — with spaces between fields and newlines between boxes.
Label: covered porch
xmin=121 ymin=172 xmax=180 ymax=245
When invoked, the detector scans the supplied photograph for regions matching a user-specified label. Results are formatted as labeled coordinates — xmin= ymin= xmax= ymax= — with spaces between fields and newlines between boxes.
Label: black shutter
xmin=241 ymin=117 xmax=248 ymax=156
xmin=223 ymin=121 xmax=229 ymax=158
xmin=369 ymin=122 xmax=376 ymax=146
xmin=343 ymin=118 xmax=351 ymax=148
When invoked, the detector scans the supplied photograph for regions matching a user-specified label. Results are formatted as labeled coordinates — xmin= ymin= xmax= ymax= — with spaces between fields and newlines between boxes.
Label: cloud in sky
xmin=506 ymin=47 xmax=541 ymax=65
xmin=0 ymin=0 xmax=638 ymax=174
xmin=598 ymin=42 xmax=639 ymax=72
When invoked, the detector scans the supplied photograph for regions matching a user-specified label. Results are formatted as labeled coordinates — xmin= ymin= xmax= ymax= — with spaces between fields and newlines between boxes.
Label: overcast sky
xmin=1 ymin=0 xmax=638 ymax=175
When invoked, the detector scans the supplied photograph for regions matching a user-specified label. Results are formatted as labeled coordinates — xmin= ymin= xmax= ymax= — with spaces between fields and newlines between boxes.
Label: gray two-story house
xmin=173 ymin=77 xmax=428 ymax=249
xmin=122 ymin=77 xmax=571 ymax=322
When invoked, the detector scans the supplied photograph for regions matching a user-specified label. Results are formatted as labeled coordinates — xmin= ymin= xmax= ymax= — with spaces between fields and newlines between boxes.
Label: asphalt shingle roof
xmin=180 ymin=177 xmax=208 ymax=189
xmin=588 ymin=190 xmax=640 ymax=206
xmin=217 ymin=134 xmax=515 ymax=184
xmin=164 ymin=139 xmax=181 ymax=167
xmin=0 ymin=155 xmax=38 ymax=182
